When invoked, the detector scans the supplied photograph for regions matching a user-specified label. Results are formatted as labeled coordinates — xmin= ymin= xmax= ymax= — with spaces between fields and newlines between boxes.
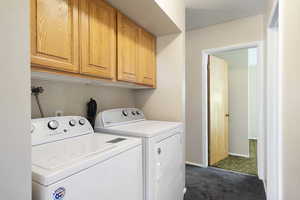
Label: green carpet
xmin=212 ymin=139 xmax=257 ymax=175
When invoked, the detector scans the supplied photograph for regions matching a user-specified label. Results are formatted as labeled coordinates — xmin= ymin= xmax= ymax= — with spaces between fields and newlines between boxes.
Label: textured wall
xmin=280 ymin=0 xmax=300 ymax=199
xmin=31 ymin=79 xmax=136 ymax=118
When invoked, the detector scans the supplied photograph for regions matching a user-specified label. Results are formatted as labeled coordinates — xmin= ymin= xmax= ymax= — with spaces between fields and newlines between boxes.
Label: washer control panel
xmin=31 ymin=116 xmax=93 ymax=146
xmin=95 ymin=108 xmax=145 ymax=128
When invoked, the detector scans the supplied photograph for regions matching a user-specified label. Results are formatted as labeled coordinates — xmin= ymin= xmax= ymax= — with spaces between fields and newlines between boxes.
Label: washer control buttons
xmin=48 ymin=120 xmax=59 ymax=130
xmin=122 ymin=110 xmax=128 ymax=117
xmin=69 ymin=119 xmax=76 ymax=126
xmin=79 ymin=119 xmax=86 ymax=125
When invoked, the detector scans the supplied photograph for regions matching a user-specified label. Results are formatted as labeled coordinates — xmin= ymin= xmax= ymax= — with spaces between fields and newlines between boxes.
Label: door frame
xmin=201 ymin=41 xmax=265 ymax=180
xmin=266 ymin=1 xmax=279 ymax=199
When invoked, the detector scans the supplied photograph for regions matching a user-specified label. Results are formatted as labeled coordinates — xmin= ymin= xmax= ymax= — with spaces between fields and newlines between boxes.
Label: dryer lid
xmin=97 ymin=120 xmax=183 ymax=138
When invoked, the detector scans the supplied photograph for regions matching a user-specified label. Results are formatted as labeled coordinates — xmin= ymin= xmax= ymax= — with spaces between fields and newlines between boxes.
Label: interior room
xmin=2 ymin=0 xmax=300 ymax=200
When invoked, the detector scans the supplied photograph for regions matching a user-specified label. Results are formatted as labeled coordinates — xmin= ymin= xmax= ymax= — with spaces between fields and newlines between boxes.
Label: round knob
xmin=69 ymin=119 xmax=76 ymax=126
xmin=131 ymin=111 xmax=136 ymax=115
xmin=48 ymin=120 xmax=59 ymax=130
xmin=122 ymin=110 xmax=128 ymax=117
xmin=79 ymin=119 xmax=85 ymax=125
xmin=136 ymin=111 xmax=140 ymax=115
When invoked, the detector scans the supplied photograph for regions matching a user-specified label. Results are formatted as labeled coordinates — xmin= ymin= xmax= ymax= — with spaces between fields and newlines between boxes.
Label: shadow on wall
xmin=186 ymin=8 xmax=242 ymax=30
xmin=156 ymin=33 xmax=180 ymax=54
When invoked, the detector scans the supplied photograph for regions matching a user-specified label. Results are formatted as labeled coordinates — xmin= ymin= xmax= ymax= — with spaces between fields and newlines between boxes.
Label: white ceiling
xmin=185 ymin=0 xmax=266 ymax=30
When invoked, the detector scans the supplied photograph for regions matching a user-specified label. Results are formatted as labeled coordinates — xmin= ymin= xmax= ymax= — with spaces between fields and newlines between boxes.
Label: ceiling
xmin=185 ymin=0 xmax=266 ymax=30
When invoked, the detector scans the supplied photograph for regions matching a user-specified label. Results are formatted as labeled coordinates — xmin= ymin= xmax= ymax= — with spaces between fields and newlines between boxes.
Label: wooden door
xmin=117 ymin=12 xmax=139 ymax=83
xmin=80 ymin=0 xmax=116 ymax=79
xmin=138 ymin=29 xmax=156 ymax=87
xmin=31 ymin=0 xmax=79 ymax=73
xmin=208 ymin=55 xmax=229 ymax=165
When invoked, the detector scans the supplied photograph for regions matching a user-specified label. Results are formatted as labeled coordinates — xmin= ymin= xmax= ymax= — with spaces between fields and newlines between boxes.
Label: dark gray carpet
xmin=184 ymin=165 xmax=266 ymax=200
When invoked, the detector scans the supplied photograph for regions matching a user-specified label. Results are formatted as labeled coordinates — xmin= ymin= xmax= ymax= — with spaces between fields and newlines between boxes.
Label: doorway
xmin=201 ymin=42 xmax=265 ymax=179
xmin=208 ymin=48 xmax=258 ymax=175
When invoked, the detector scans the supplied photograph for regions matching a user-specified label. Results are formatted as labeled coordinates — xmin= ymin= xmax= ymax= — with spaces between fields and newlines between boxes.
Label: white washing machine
xmin=95 ymin=108 xmax=185 ymax=200
xmin=31 ymin=116 xmax=143 ymax=200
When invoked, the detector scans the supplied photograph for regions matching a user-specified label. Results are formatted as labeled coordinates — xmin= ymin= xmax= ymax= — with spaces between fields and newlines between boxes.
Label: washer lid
xmin=32 ymin=133 xmax=141 ymax=186
xmin=33 ymin=136 xmax=115 ymax=170
xmin=97 ymin=120 xmax=183 ymax=138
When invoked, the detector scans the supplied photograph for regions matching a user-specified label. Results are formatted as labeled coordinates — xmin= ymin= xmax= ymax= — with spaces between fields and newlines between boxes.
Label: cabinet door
xmin=80 ymin=0 xmax=116 ymax=79
xmin=117 ymin=12 xmax=139 ymax=83
xmin=138 ymin=29 xmax=156 ymax=87
xmin=31 ymin=0 xmax=79 ymax=73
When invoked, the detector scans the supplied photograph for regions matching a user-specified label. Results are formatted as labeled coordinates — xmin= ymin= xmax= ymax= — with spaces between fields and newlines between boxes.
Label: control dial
xmin=69 ymin=119 xmax=76 ymax=126
xmin=136 ymin=111 xmax=140 ymax=115
xmin=131 ymin=111 xmax=136 ymax=115
xmin=48 ymin=120 xmax=59 ymax=130
xmin=122 ymin=110 xmax=128 ymax=117
xmin=79 ymin=119 xmax=86 ymax=125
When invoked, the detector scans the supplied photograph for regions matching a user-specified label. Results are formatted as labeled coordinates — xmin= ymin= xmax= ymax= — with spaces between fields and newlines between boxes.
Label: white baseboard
xmin=185 ymin=161 xmax=207 ymax=168
xmin=229 ymin=152 xmax=250 ymax=158
xmin=248 ymin=137 xmax=258 ymax=140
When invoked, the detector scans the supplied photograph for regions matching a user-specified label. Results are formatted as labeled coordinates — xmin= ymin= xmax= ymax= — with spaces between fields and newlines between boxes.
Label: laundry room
xmin=26 ymin=0 xmax=185 ymax=199
xmin=6 ymin=0 xmax=300 ymax=200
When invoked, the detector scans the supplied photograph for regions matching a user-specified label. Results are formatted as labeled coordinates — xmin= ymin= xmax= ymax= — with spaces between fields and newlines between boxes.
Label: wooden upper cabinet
xmin=31 ymin=0 xmax=79 ymax=73
xmin=117 ymin=12 xmax=139 ymax=83
xmin=80 ymin=0 xmax=116 ymax=79
xmin=31 ymin=0 xmax=156 ymax=87
xmin=138 ymin=29 xmax=156 ymax=87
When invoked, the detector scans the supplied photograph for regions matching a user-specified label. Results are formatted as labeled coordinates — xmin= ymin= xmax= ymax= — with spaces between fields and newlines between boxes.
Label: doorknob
xmin=225 ymin=114 xmax=230 ymax=117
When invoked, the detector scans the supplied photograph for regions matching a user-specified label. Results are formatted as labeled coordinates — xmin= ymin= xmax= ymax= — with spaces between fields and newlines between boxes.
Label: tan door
xmin=208 ymin=55 xmax=229 ymax=165
xmin=31 ymin=0 xmax=79 ymax=73
xmin=117 ymin=12 xmax=139 ymax=83
xmin=138 ymin=28 xmax=156 ymax=87
xmin=80 ymin=0 xmax=116 ymax=79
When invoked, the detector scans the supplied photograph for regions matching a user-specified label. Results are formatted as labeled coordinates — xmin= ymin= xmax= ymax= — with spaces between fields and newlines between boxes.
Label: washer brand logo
xmin=53 ymin=187 xmax=66 ymax=200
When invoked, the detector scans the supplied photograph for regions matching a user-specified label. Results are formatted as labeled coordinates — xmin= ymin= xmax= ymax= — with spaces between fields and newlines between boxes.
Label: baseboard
xmin=229 ymin=152 xmax=250 ymax=158
xmin=185 ymin=161 xmax=207 ymax=168
xmin=248 ymin=137 xmax=258 ymax=140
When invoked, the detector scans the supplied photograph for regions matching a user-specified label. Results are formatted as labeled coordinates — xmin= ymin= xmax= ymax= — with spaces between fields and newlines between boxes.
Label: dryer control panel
xmin=31 ymin=116 xmax=93 ymax=146
xmin=95 ymin=108 xmax=145 ymax=128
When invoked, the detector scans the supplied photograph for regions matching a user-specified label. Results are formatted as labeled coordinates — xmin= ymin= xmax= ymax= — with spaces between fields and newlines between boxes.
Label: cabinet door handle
xmin=225 ymin=114 xmax=230 ymax=117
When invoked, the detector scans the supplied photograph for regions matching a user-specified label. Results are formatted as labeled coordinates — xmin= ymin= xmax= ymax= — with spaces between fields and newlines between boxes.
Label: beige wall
xmin=31 ymin=79 xmax=136 ymax=118
xmin=279 ymin=0 xmax=300 ymax=199
xmin=135 ymin=0 xmax=185 ymax=122
xmin=0 ymin=0 xmax=31 ymax=199
xmin=216 ymin=49 xmax=249 ymax=157
xmin=186 ymin=15 xmax=264 ymax=164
